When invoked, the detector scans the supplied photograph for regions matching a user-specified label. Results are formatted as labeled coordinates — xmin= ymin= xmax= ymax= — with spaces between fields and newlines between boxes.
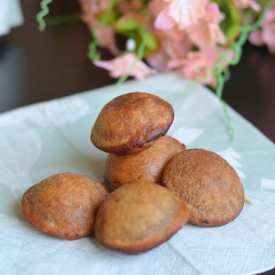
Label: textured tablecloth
xmin=0 ymin=73 xmax=274 ymax=275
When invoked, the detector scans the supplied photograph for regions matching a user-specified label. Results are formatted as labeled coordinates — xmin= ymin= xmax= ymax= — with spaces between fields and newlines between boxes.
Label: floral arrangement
xmin=37 ymin=0 xmax=273 ymax=87
xmin=76 ymin=0 xmax=273 ymax=87
xmin=37 ymin=0 xmax=273 ymax=139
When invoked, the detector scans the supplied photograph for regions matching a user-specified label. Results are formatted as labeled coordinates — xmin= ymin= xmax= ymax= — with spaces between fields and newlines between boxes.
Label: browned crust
xmin=105 ymin=137 xmax=158 ymax=156
xmin=95 ymin=182 xmax=189 ymax=254
xmin=103 ymin=175 xmax=116 ymax=190
xmin=91 ymin=92 xmax=174 ymax=155
xmin=162 ymin=149 xmax=245 ymax=227
xmin=104 ymin=136 xmax=186 ymax=189
xmin=22 ymin=173 xmax=108 ymax=240
xmin=96 ymin=198 xmax=188 ymax=254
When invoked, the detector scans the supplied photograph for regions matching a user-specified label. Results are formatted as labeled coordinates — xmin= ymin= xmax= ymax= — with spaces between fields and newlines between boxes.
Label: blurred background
xmin=0 ymin=0 xmax=274 ymax=141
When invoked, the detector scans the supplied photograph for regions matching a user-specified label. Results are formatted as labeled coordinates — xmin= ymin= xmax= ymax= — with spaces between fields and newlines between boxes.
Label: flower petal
xmin=155 ymin=8 xmax=175 ymax=30
xmin=166 ymin=0 xmax=208 ymax=28
xmin=94 ymin=54 xmax=156 ymax=80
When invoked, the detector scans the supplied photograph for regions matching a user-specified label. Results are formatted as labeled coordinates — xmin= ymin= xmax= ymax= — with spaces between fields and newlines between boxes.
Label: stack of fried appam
xmin=22 ymin=92 xmax=244 ymax=254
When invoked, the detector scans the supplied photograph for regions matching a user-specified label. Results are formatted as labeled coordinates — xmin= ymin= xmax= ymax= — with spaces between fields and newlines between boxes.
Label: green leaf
xmin=88 ymin=40 xmax=101 ymax=61
xmin=212 ymin=0 xmax=242 ymax=45
xmin=140 ymin=31 xmax=158 ymax=51
xmin=115 ymin=18 xmax=141 ymax=32
xmin=257 ymin=0 xmax=272 ymax=7
xmin=97 ymin=9 xmax=118 ymax=25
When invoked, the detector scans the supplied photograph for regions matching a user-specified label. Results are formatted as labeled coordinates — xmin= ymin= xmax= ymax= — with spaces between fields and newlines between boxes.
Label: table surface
xmin=0 ymin=2 xmax=274 ymax=274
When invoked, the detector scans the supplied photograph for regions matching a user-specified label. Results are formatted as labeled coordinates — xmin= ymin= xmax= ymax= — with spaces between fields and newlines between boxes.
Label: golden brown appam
xmin=162 ymin=149 xmax=244 ymax=227
xmin=95 ymin=182 xmax=189 ymax=254
xmin=22 ymin=173 xmax=107 ymax=239
xmin=91 ymin=92 xmax=174 ymax=155
xmin=104 ymin=135 xmax=185 ymax=189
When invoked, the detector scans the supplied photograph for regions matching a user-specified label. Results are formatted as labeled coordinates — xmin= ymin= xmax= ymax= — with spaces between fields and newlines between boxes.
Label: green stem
xmin=88 ymin=0 xmax=120 ymax=62
xmin=214 ymin=1 xmax=272 ymax=141
xmin=46 ymin=13 xmax=81 ymax=26
xmin=116 ymin=10 xmax=151 ymax=85
xmin=36 ymin=0 xmax=53 ymax=31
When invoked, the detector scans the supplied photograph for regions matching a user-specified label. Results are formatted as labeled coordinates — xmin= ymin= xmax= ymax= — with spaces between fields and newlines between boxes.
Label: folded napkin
xmin=0 ymin=0 xmax=23 ymax=36
xmin=0 ymin=73 xmax=274 ymax=275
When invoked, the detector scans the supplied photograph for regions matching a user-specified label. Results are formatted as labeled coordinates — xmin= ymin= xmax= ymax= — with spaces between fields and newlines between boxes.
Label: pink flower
xmin=79 ymin=0 xmax=119 ymax=55
xmin=146 ymin=50 xmax=169 ymax=71
xmin=262 ymin=28 xmax=275 ymax=54
xmin=150 ymin=0 xmax=174 ymax=29
xmin=168 ymin=48 xmax=233 ymax=85
xmin=94 ymin=53 xmax=156 ymax=80
xmin=117 ymin=0 xmax=144 ymax=14
xmin=117 ymin=13 xmax=145 ymax=25
xmin=79 ymin=0 xmax=113 ymax=27
xmin=249 ymin=30 xmax=264 ymax=46
xmin=159 ymin=28 xmax=192 ymax=58
xmin=82 ymin=0 xmax=112 ymax=14
xmin=155 ymin=0 xmax=208 ymax=30
xmin=155 ymin=8 xmax=176 ymax=30
xmin=94 ymin=26 xmax=120 ymax=55
xmin=146 ymin=2 xmax=193 ymax=71
xmin=186 ymin=3 xmax=226 ymax=48
xmin=149 ymin=0 xmax=167 ymax=16
xmin=164 ymin=32 xmax=192 ymax=60
xmin=147 ymin=28 xmax=192 ymax=71
xmin=233 ymin=0 xmax=260 ymax=11
xmin=249 ymin=4 xmax=275 ymax=54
